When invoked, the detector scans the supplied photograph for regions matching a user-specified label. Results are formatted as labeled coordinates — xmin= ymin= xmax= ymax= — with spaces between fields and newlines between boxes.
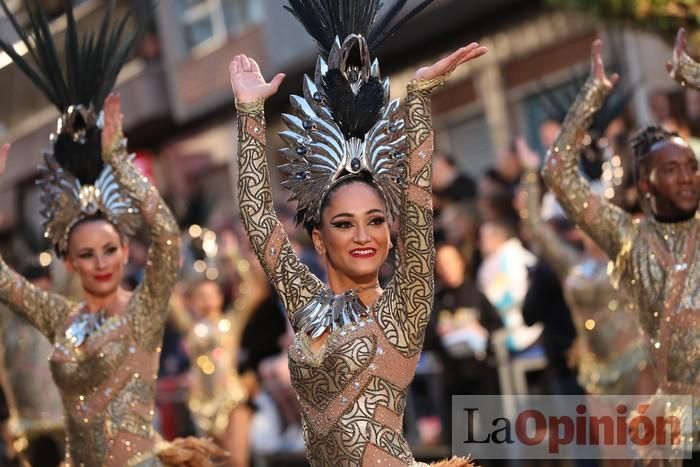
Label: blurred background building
xmin=0 ymin=0 xmax=688 ymax=257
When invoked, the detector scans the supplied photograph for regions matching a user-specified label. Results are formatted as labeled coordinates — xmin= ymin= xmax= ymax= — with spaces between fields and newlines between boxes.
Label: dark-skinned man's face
xmin=640 ymin=137 xmax=700 ymax=221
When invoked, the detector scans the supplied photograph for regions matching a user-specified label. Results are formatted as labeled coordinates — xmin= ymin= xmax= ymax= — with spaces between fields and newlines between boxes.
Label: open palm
xmin=591 ymin=39 xmax=619 ymax=91
xmin=413 ymin=42 xmax=488 ymax=81
xmin=229 ymin=54 xmax=285 ymax=104
xmin=667 ymin=28 xmax=690 ymax=83
xmin=0 ymin=143 xmax=9 ymax=177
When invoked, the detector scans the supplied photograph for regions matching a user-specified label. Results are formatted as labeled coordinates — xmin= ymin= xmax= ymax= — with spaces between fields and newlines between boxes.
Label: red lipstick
xmin=94 ymin=273 xmax=113 ymax=282
xmin=350 ymin=248 xmax=377 ymax=259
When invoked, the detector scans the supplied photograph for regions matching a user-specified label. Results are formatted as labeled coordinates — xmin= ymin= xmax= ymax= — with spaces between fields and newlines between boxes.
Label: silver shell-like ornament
xmin=279 ymin=36 xmax=406 ymax=225
xmin=38 ymin=138 xmax=141 ymax=253
xmin=65 ymin=309 xmax=107 ymax=348
xmin=292 ymin=288 xmax=369 ymax=339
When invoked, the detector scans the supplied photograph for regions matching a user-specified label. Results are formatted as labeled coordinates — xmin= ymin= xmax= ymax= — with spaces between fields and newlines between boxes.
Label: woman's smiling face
xmin=312 ymin=180 xmax=391 ymax=284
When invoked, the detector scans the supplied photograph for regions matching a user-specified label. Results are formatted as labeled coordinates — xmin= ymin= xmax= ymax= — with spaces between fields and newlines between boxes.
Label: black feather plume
xmin=368 ymin=0 xmax=434 ymax=50
xmin=0 ymin=0 xmax=141 ymax=113
xmin=284 ymin=0 xmax=434 ymax=54
xmin=52 ymin=128 xmax=104 ymax=185
xmin=324 ymin=70 xmax=384 ymax=138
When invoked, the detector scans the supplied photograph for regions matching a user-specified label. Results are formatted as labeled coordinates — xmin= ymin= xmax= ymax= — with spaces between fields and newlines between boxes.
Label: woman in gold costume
xmin=543 ymin=35 xmax=700 ymax=464
xmin=0 ymin=2 xmax=222 ymax=465
xmin=230 ymin=2 xmax=487 ymax=465
xmin=171 ymin=234 xmax=267 ymax=460
xmin=518 ymin=140 xmax=654 ymax=397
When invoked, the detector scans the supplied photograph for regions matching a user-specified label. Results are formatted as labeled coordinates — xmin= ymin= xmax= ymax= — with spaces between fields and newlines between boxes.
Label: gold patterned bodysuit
xmin=186 ymin=313 xmax=246 ymax=437
xmin=0 ymin=140 xmax=180 ymax=466
xmin=542 ymin=74 xmax=700 ymax=451
xmin=521 ymin=171 xmax=649 ymax=395
xmin=236 ymin=78 xmax=459 ymax=466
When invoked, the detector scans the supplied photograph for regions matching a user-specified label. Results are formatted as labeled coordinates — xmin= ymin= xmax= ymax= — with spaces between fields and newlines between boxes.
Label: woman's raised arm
xmin=668 ymin=28 xmax=700 ymax=90
xmin=230 ymin=55 xmax=324 ymax=321
xmin=101 ymin=96 xmax=181 ymax=351
xmin=377 ymin=44 xmax=488 ymax=357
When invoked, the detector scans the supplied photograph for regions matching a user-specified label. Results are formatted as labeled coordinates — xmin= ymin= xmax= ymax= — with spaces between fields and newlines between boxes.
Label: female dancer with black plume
xmin=0 ymin=1 xmax=224 ymax=465
xmin=230 ymin=1 xmax=487 ymax=465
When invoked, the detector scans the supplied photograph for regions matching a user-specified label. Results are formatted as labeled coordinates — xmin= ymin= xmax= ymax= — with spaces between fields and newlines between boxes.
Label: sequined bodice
xmin=49 ymin=309 xmax=160 ymax=466
xmin=289 ymin=310 xmax=419 ymax=466
xmin=623 ymin=217 xmax=700 ymax=394
xmin=564 ymin=258 xmax=640 ymax=360
xmin=187 ymin=316 xmax=245 ymax=436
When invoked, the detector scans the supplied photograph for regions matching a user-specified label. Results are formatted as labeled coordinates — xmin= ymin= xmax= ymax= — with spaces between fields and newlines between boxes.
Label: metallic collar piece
xmin=279 ymin=35 xmax=406 ymax=225
xmin=65 ymin=308 xmax=107 ymax=348
xmin=292 ymin=288 xmax=370 ymax=339
xmin=38 ymin=137 xmax=141 ymax=254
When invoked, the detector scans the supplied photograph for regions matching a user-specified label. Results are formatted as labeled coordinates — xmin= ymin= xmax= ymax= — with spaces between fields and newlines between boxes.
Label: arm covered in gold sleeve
xmin=377 ymin=76 xmax=446 ymax=357
xmin=235 ymin=100 xmax=323 ymax=322
xmin=542 ymin=77 xmax=633 ymax=263
xmin=520 ymin=168 xmax=580 ymax=280
xmin=104 ymin=140 xmax=181 ymax=351
xmin=670 ymin=50 xmax=700 ymax=90
xmin=0 ymin=259 xmax=72 ymax=342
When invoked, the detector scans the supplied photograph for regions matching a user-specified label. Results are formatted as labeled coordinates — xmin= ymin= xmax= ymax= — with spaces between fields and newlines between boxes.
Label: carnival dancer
xmin=543 ymin=36 xmax=700 ymax=464
xmin=518 ymin=139 xmax=654 ymax=398
xmin=0 ymin=1 xmax=223 ymax=465
xmin=230 ymin=1 xmax=489 ymax=465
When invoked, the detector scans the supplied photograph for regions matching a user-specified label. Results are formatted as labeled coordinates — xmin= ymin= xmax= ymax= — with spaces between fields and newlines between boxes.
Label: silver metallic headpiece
xmin=38 ymin=133 xmax=140 ymax=255
xmin=279 ymin=35 xmax=406 ymax=225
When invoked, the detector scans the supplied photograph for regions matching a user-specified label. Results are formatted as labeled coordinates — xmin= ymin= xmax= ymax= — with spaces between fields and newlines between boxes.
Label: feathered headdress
xmin=280 ymin=0 xmax=434 ymax=226
xmin=0 ymin=0 xmax=142 ymax=253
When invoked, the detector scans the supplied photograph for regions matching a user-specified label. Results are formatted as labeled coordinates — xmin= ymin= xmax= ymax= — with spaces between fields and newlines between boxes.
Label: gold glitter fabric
xmin=186 ymin=314 xmax=246 ymax=438
xmin=236 ymin=77 xmax=471 ymax=466
xmin=521 ymin=169 xmax=649 ymax=395
xmin=184 ymin=271 xmax=256 ymax=438
xmin=0 ymin=137 xmax=181 ymax=465
xmin=671 ymin=49 xmax=700 ymax=89
xmin=542 ymin=76 xmax=700 ymax=450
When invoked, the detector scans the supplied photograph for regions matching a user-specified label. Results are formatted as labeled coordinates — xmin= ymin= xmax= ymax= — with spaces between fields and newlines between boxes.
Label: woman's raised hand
xmin=413 ymin=42 xmax=488 ymax=82
xmin=515 ymin=137 xmax=540 ymax=170
xmin=591 ymin=39 xmax=619 ymax=90
xmin=667 ymin=28 xmax=689 ymax=82
xmin=0 ymin=143 xmax=9 ymax=177
xmin=101 ymin=94 xmax=123 ymax=157
xmin=229 ymin=54 xmax=285 ymax=104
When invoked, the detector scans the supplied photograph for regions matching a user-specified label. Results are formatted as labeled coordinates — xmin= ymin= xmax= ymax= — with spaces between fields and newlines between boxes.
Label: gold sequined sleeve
xmin=670 ymin=50 xmax=700 ymax=89
xmin=542 ymin=77 xmax=633 ymax=263
xmin=520 ymin=168 xmax=580 ymax=280
xmin=376 ymin=76 xmax=446 ymax=357
xmin=104 ymin=140 xmax=181 ymax=351
xmin=235 ymin=100 xmax=324 ymax=320
xmin=0 ymin=258 xmax=71 ymax=342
